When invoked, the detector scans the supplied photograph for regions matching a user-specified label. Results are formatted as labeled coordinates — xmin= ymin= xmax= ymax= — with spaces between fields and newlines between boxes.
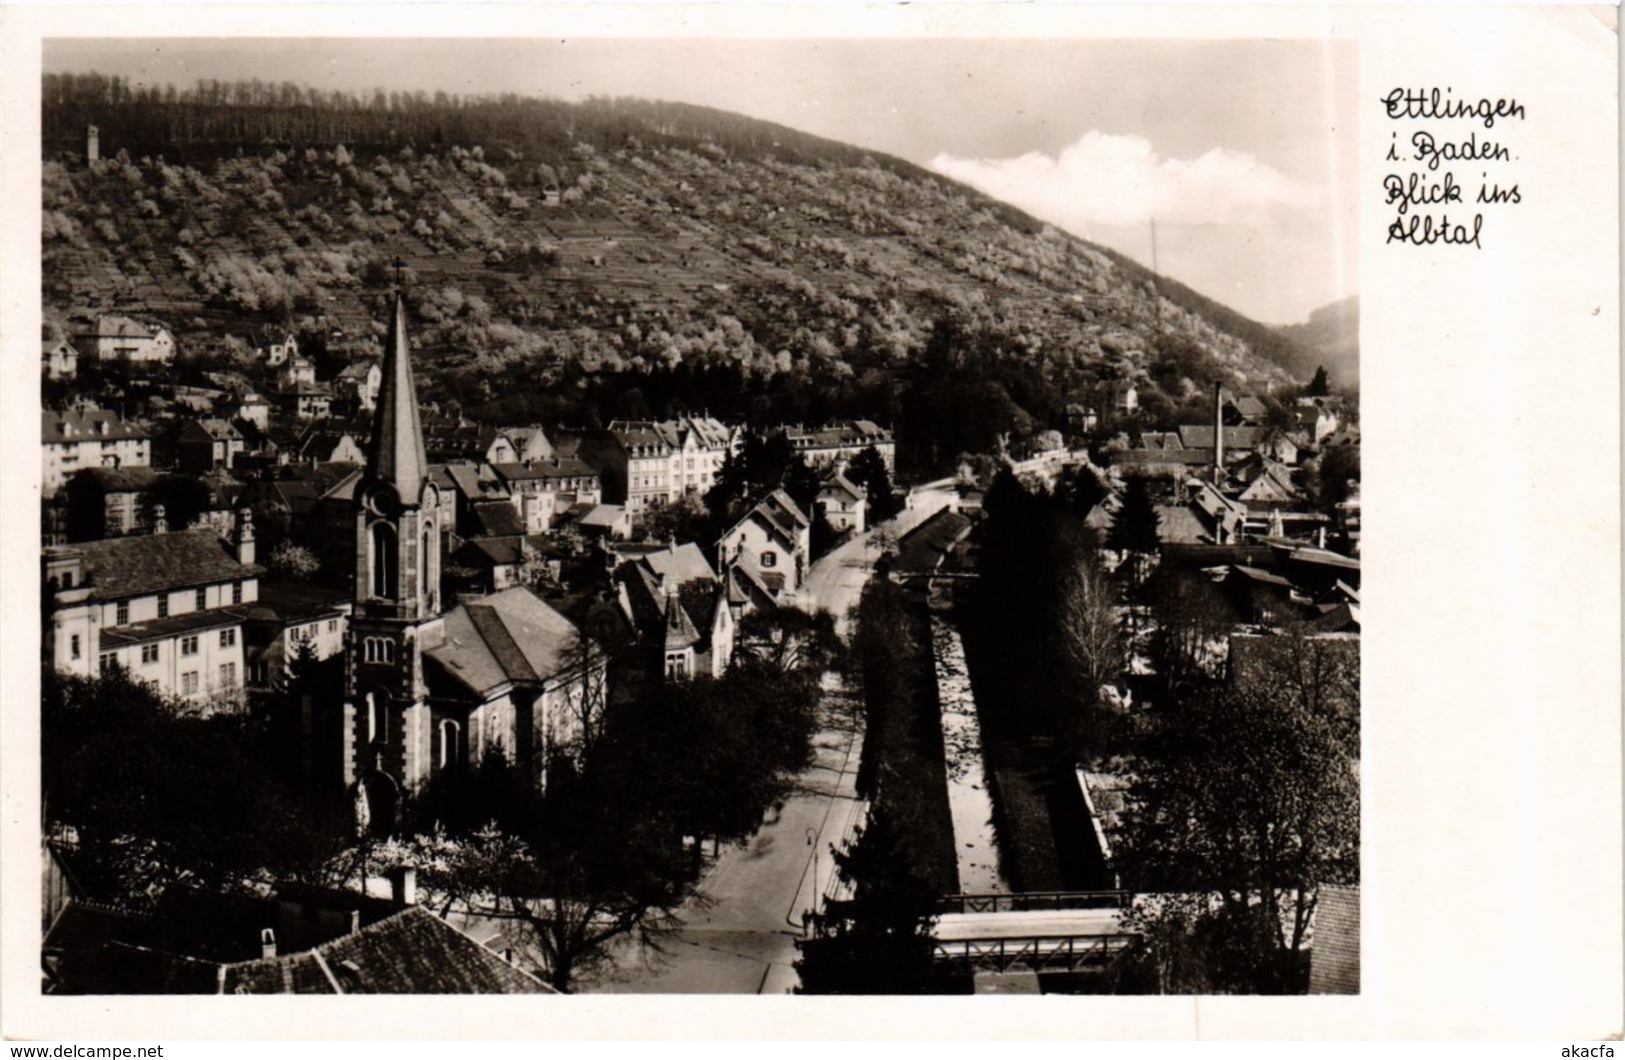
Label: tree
xmin=794 ymin=806 xmax=940 ymax=994
xmin=42 ymin=666 xmax=353 ymax=906
xmin=1308 ymin=445 xmax=1360 ymax=512
xmin=1114 ymin=662 xmax=1359 ymax=993
xmin=1056 ymin=553 xmax=1125 ymax=754
xmin=1108 ymin=477 xmax=1161 ymax=597
xmin=267 ymin=539 xmax=322 ymax=581
xmin=1145 ymin=564 xmax=1235 ymax=696
xmin=845 ymin=445 xmax=901 ymax=523
xmin=734 ymin=605 xmax=842 ymax=677
xmin=1306 ymin=365 xmax=1330 ymax=397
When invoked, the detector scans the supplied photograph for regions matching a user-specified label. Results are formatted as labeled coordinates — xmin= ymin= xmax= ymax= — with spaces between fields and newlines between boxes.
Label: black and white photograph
xmin=33 ymin=34 xmax=1360 ymax=998
xmin=3 ymin=1 xmax=1618 ymax=1043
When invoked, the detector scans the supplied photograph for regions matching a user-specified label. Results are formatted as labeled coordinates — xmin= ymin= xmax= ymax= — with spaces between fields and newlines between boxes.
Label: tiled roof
xmin=426 ymin=587 xmax=584 ymax=699
xmin=71 ymin=527 xmax=260 ymax=602
xmin=251 ymin=581 xmax=351 ymax=623
xmin=99 ymin=606 xmax=246 ymax=647
xmin=642 ymin=542 xmax=717 ymax=586
xmin=1178 ymin=425 xmax=1268 ymax=450
xmin=1307 ymin=885 xmax=1359 ymax=994
xmin=93 ymin=314 xmax=163 ymax=340
xmin=578 ymin=504 xmax=625 ymax=528
xmin=43 ymin=409 xmax=149 ymax=444
xmin=221 ymin=907 xmax=551 ymax=994
xmin=1113 ymin=448 xmax=1214 ymax=466
xmin=69 ymin=466 xmax=161 ymax=493
xmin=820 ymin=472 xmax=865 ymax=502
xmin=470 ymin=501 xmax=526 ymax=537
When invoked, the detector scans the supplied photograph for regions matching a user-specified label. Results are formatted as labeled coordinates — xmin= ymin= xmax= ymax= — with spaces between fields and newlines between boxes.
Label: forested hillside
xmin=43 ymin=75 xmax=1312 ymax=475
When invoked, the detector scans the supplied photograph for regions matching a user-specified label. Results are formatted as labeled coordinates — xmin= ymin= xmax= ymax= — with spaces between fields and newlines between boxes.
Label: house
xmin=293 ymin=381 xmax=333 ymax=421
xmin=1294 ymin=398 xmax=1341 ymax=442
xmin=656 ymin=415 xmax=734 ymax=496
xmin=816 ymin=472 xmax=867 ymax=533
xmin=779 ymin=420 xmax=895 ymax=473
xmin=177 ymin=419 xmax=245 ymax=473
xmin=41 ymin=407 xmax=152 ymax=495
xmin=335 ymin=360 xmax=383 ymax=413
xmin=1226 ymin=395 xmax=1269 ymax=425
xmin=1063 ymin=402 xmax=1099 ymax=434
xmin=1234 ymin=455 xmax=1298 ymax=505
xmin=43 ymin=514 xmax=262 ymax=707
xmin=1257 ymin=428 xmax=1301 ymax=466
xmin=491 ymin=459 xmax=603 ymax=533
xmin=297 ymin=429 xmax=365 ymax=466
xmin=614 ymin=542 xmax=735 ymax=682
xmin=717 ymin=489 xmax=811 ymax=602
xmin=63 ymin=466 xmax=161 ymax=541
xmin=279 ymin=354 xmax=318 ymax=392
xmin=88 ymin=315 xmax=175 ymax=364
xmin=570 ymin=503 xmax=632 ymax=540
xmin=254 ymin=329 xmax=300 ymax=368
xmin=1106 ymin=380 xmax=1138 ymax=415
xmin=447 ymin=535 xmax=541 ymax=595
xmin=502 ymin=426 xmax=554 ymax=465
xmin=43 ymin=336 xmax=79 ymax=380
xmin=430 ymin=462 xmax=512 ymax=539
xmin=328 ymin=293 xmax=606 ymax=827
xmin=578 ymin=422 xmax=673 ymax=514
xmin=241 ymin=580 xmax=351 ymax=692
xmin=42 ymin=875 xmax=551 ymax=995
xmin=235 ymin=393 xmax=271 ymax=431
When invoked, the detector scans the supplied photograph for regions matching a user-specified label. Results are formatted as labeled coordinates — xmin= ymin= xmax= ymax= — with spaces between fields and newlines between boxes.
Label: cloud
xmin=927 ymin=131 xmax=1318 ymax=232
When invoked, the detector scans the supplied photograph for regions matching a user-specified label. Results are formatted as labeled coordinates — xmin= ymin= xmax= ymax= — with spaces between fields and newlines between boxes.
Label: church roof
xmin=426 ymin=587 xmax=584 ymax=698
xmin=363 ymin=294 xmax=429 ymax=506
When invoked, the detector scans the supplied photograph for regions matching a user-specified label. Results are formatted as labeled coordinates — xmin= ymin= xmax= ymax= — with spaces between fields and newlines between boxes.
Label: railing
xmin=932 ymin=933 xmax=1139 ymax=974
xmin=937 ymin=890 xmax=1130 ymax=915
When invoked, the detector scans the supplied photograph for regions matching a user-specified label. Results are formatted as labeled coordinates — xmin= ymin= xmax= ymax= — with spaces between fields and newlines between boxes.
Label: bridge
xmin=930 ymin=892 xmax=1142 ymax=978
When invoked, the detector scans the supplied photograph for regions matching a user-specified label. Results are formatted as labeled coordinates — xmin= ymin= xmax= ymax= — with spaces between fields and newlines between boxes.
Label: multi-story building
xmin=63 ymin=466 xmax=161 ymax=541
xmin=716 ymin=489 xmax=812 ymax=604
xmin=580 ymin=422 xmax=673 ymax=515
xmin=41 ymin=407 xmax=151 ymax=495
xmin=177 ymin=418 xmax=245 ymax=473
xmin=491 ymin=458 xmax=602 ymax=533
xmin=658 ymin=415 xmax=734 ymax=497
xmin=779 ymin=420 xmax=895 ymax=474
xmin=43 ymin=513 xmax=262 ymax=708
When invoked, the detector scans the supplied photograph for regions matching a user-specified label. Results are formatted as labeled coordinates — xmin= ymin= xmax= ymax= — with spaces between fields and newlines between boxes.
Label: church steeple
xmin=365 ymin=291 xmax=429 ymax=506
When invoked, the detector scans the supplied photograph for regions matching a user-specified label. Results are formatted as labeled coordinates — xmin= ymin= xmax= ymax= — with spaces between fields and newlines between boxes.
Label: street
xmin=590 ymin=486 xmax=956 ymax=993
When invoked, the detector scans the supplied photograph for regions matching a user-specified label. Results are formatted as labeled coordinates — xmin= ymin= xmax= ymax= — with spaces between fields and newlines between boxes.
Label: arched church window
xmin=439 ymin=719 xmax=461 ymax=769
xmin=371 ymin=522 xmax=398 ymax=599
xmin=366 ymin=691 xmax=386 ymax=745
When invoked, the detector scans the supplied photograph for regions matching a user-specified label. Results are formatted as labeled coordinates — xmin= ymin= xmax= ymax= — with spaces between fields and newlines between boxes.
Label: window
xmin=181 ymin=635 xmax=199 ymax=656
xmin=327 ymin=619 xmax=337 ymax=634
xmin=232 ymin=581 xmax=242 ymax=605
xmin=370 ymin=522 xmax=398 ymax=599
xmin=364 ymin=637 xmax=395 ymax=664
xmin=195 ymin=587 xmax=207 ymax=610
xmin=70 ymin=634 xmax=81 ymax=660
xmin=760 ymin=550 xmax=777 ymax=568
xmin=438 ymin=720 xmax=461 ymax=769
xmin=219 ymin=662 xmax=237 ymax=688
xmin=115 ymin=601 xmax=129 ymax=626
xmin=99 ymin=653 xmax=115 ymax=674
xmin=665 ymin=652 xmax=690 ymax=680
xmin=157 ymin=595 xmax=169 ymax=618
xmin=181 ymin=671 xmax=199 ymax=695
xmin=141 ymin=644 xmax=159 ymax=665
xmin=220 ymin=628 xmax=236 ymax=648
xmin=367 ymin=692 xmax=385 ymax=744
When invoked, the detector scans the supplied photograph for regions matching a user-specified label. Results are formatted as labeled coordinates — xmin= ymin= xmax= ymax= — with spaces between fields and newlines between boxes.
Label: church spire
xmin=366 ymin=285 xmax=429 ymax=504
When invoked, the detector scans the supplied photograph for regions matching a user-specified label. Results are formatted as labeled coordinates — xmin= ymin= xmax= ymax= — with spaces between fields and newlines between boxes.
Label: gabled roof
xmin=663 ymin=591 xmax=702 ymax=651
xmin=65 ymin=527 xmax=262 ymax=601
xmin=470 ymin=500 xmax=526 ymax=538
xmin=1231 ymin=395 xmax=1268 ymax=419
xmin=221 ymin=907 xmax=551 ymax=994
xmin=819 ymin=472 xmax=865 ymax=503
xmin=642 ymin=542 xmax=717 ymax=586
xmin=362 ymin=294 xmax=429 ymax=505
xmin=43 ymin=409 xmax=149 ymax=444
xmin=180 ymin=418 xmax=242 ymax=442
xmin=68 ymin=466 xmax=160 ymax=493
xmin=92 ymin=315 xmax=166 ymax=340
xmin=426 ymin=587 xmax=584 ymax=699
xmin=336 ymin=360 xmax=380 ymax=382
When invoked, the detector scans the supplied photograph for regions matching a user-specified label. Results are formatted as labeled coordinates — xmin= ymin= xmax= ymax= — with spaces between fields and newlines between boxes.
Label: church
xmin=331 ymin=291 xmax=604 ymax=831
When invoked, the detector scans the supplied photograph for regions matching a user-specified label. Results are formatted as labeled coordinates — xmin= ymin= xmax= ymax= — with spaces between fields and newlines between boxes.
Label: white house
xmin=90 ymin=316 xmax=175 ymax=364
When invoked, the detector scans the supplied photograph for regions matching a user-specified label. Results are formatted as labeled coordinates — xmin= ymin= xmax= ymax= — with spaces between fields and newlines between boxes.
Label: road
xmin=590 ymin=486 xmax=956 ymax=994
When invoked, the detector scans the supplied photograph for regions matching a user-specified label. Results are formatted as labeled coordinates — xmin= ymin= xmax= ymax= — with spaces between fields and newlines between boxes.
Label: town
xmin=38 ymin=77 xmax=1360 ymax=997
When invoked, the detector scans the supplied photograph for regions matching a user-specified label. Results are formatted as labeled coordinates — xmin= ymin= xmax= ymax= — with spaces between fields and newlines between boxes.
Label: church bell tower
xmin=343 ymin=285 xmax=444 ymax=817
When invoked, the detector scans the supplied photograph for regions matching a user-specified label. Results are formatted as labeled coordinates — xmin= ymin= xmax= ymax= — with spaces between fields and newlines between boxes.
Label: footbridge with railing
xmin=930 ymin=891 xmax=1141 ymax=976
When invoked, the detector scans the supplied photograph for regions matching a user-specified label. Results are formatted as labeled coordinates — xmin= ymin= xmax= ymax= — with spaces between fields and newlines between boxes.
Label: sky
xmin=45 ymin=37 xmax=1357 ymax=324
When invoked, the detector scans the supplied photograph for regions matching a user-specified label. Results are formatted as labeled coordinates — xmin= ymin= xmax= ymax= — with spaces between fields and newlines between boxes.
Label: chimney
xmin=259 ymin=928 xmax=277 ymax=959
xmin=1212 ymin=381 xmax=1224 ymax=485
xmin=151 ymin=504 xmax=167 ymax=535
xmin=234 ymin=507 xmax=255 ymax=566
xmin=388 ymin=865 xmax=417 ymax=907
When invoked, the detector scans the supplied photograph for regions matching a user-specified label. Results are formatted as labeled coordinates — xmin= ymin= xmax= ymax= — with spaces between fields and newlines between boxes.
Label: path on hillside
xmin=590 ymin=489 xmax=955 ymax=993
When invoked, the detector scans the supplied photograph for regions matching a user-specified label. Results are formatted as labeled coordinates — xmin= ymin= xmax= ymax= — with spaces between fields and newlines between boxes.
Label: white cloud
xmin=927 ymin=130 xmax=1317 ymax=232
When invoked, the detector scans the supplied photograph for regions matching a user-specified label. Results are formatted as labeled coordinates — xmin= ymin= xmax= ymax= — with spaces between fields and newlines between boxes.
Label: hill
xmin=1278 ymin=296 xmax=1359 ymax=389
xmin=42 ymin=78 xmax=1314 ymax=475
